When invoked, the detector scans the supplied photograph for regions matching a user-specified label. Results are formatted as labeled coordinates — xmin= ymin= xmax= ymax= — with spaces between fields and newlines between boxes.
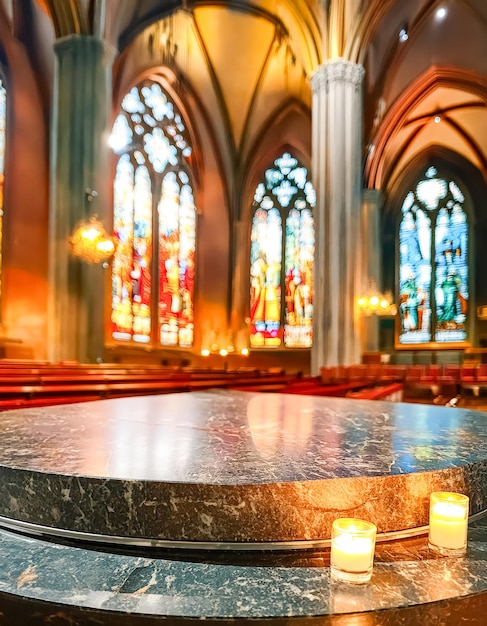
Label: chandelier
xmin=357 ymin=280 xmax=397 ymax=316
xmin=69 ymin=216 xmax=117 ymax=264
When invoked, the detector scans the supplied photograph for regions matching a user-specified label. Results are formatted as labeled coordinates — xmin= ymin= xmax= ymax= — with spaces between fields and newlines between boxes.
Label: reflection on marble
xmin=1 ymin=519 xmax=487 ymax=624
xmin=0 ymin=390 xmax=487 ymax=542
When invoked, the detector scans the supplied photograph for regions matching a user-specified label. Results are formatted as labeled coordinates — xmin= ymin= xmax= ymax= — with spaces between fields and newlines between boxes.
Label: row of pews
xmin=0 ymin=361 xmax=301 ymax=411
xmin=0 ymin=359 xmax=481 ymax=411
xmin=0 ymin=360 xmax=407 ymax=411
xmin=321 ymin=363 xmax=487 ymax=401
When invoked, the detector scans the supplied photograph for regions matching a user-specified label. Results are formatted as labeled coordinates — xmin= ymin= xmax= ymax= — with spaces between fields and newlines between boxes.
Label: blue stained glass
xmin=274 ymin=179 xmax=298 ymax=208
xmin=304 ymin=182 xmax=316 ymax=207
xmin=398 ymin=168 xmax=469 ymax=345
xmin=144 ymin=128 xmax=178 ymax=172
xmin=110 ymin=115 xmax=133 ymax=153
xmin=122 ymin=87 xmax=144 ymax=114
xmin=449 ymin=181 xmax=464 ymax=203
xmin=254 ymin=183 xmax=265 ymax=203
xmin=143 ymin=114 xmax=156 ymax=127
xmin=134 ymin=150 xmax=146 ymax=165
xmin=274 ymin=152 xmax=298 ymax=174
xmin=265 ymin=169 xmax=283 ymax=189
xmin=141 ymin=83 xmax=174 ymax=121
xmin=289 ymin=167 xmax=307 ymax=189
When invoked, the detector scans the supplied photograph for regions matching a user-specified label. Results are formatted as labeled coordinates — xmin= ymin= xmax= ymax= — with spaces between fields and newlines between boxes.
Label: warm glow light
xmin=201 ymin=349 xmax=210 ymax=357
xmin=70 ymin=217 xmax=117 ymax=264
xmin=357 ymin=280 xmax=397 ymax=317
xmin=436 ymin=7 xmax=447 ymax=19
xmin=241 ymin=348 xmax=249 ymax=356
xmin=429 ymin=492 xmax=469 ymax=555
xmin=82 ymin=227 xmax=99 ymax=241
xmin=96 ymin=239 xmax=115 ymax=254
xmin=330 ymin=518 xmax=377 ymax=584
xmin=219 ymin=349 xmax=228 ymax=357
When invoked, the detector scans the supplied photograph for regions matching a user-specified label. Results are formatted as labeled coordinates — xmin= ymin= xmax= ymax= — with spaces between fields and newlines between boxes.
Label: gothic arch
xmin=364 ymin=67 xmax=487 ymax=191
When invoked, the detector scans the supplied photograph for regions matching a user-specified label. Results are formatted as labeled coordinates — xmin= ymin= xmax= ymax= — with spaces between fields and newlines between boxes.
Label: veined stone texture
xmin=0 ymin=390 xmax=485 ymax=542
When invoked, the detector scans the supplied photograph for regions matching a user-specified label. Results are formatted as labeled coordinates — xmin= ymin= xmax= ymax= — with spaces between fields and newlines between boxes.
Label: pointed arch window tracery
xmin=398 ymin=166 xmax=469 ymax=345
xmin=250 ymin=152 xmax=315 ymax=348
xmin=110 ymin=79 xmax=196 ymax=348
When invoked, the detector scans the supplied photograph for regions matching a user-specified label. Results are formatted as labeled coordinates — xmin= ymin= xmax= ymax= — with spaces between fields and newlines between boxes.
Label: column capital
xmin=311 ymin=58 xmax=365 ymax=94
xmin=54 ymin=34 xmax=117 ymax=64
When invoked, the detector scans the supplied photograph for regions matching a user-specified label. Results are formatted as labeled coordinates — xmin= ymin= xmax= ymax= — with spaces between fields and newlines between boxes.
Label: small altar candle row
xmin=330 ymin=491 xmax=469 ymax=584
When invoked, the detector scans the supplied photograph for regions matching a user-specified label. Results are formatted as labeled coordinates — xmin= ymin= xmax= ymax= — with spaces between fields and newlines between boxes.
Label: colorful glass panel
xmin=284 ymin=207 xmax=314 ymax=347
xmin=112 ymin=155 xmax=135 ymax=340
xmin=110 ymin=79 xmax=196 ymax=347
xmin=398 ymin=167 xmax=468 ymax=344
xmin=158 ymin=173 xmax=196 ymax=348
xmin=250 ymin=206 xmax=282 ymax=347
xmin=178 ymin=183 xmax=196 ymax=347
xmin=132 ymin=166 xmax=152 ymax=343
xmin=250 ymin=152 xmax=315 ymax=348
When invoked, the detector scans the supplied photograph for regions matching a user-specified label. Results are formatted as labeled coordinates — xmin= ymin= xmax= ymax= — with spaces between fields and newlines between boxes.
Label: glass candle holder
xmin=330 ymin=518 xmax=377 ymax=584
xmin=428 ymin=491 xmax=469 ymax=556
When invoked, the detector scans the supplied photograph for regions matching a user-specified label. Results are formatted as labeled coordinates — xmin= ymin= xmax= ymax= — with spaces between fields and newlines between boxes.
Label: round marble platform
xmin=1 ymin=518 xmax=487 ymax=625
xmin=0 ymin=389 xmax=487 ymax=544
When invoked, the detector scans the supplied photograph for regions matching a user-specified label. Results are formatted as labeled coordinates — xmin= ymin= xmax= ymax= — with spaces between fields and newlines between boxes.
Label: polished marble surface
xmin=1 ymin=518 xmax=487 ymax=624
xmin=1 ymin=390 xmax=487 ymax=542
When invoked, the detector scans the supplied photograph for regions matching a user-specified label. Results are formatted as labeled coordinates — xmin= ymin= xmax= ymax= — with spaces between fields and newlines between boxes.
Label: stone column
xmin=310 ymin=58 xmax=364 ymax=374
xmin=230 ymin=220 xmax=251 ymax=352
xmin=48 ymin=36 xmax=113 ymax=362
xmin=361 ymin=189 xmax=383 ymax=354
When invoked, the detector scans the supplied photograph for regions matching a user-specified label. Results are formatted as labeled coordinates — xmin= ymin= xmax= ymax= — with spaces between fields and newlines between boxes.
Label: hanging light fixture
xmin=69 ymin=215 xmax=117 ymax=264
xmin=357 ymin=279 xmax=397 ymax=317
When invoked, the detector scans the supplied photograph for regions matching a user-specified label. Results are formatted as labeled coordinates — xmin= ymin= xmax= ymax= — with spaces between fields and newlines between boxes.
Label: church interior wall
xmin=0 ymin=8 xmax=49 ymax=359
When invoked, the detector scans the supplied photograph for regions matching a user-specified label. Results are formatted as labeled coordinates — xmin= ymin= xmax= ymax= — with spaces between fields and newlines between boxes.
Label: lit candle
xmin=330 ymin=518 xmax=377 ymax=584
xmin=428 ymin=491 xmax=469 ymax=556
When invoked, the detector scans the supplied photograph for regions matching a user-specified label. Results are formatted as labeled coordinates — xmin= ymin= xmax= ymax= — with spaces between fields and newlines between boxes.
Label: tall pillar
xmin=230 ymin=220 xmax=250 ymax=352
xmin=48 ymin=36 xmax=113 ymax=362
xmin=310 ymin=58 xmax=365 ymax=374
xmin=361 ymin=189 xmax=383 ymax=354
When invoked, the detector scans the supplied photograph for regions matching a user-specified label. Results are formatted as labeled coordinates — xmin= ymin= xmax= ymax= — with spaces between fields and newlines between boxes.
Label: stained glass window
xmin=250 ymin=152 xmax=315 ymax=348
xmin=398 ymin=167 xmax=469 ymax=344
xmin=110 ymin=80 xmax=196 ymax=347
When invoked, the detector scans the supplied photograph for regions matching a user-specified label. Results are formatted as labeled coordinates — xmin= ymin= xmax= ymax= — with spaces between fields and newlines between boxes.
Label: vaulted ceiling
xmin=18 ymin=0 xmax=487 ymax=193
xmin=362 ymin=0 xmax=487 ymax=190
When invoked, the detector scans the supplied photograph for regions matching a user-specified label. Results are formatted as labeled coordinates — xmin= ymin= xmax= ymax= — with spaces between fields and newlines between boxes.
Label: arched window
xmin=110 ymin=80 xmax=196 ymax=348
xmin=250 ymin=152 xmax=315 ymax=348
xmin=398 ymin=166 xmax=469 ymax=345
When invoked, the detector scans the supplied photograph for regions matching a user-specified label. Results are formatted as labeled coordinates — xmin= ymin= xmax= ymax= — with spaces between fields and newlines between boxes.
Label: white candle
xmin=330 ymin=518 xmax=377 ymax=583
xmin=331 ymin=533 xmax=374 ymax=572
xmin=429 ymin=492 xmax=469 ymax=553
